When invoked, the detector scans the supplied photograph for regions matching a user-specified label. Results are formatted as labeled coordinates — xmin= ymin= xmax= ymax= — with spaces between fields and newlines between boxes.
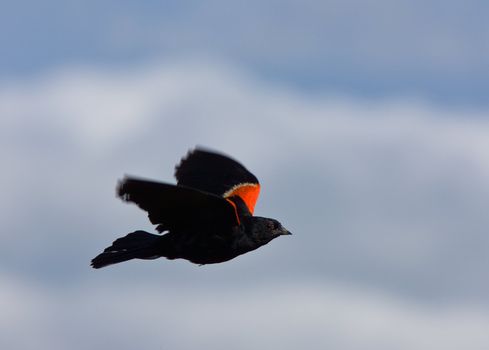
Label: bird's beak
xmin=281 ymin=229 xmax=292 ymax=236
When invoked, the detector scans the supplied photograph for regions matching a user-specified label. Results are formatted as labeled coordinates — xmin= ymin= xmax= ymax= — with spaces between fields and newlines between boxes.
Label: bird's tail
xmin=91 ymin=230 xmax=161 ymax=269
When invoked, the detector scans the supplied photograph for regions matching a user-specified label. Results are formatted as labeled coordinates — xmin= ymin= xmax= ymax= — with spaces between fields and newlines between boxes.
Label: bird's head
xmin=246 ymin=216 xmax=292 ymax=245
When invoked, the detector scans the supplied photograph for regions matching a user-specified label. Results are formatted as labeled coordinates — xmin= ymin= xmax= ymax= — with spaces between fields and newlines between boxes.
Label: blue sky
xmin=2 ymin=0 xmax=488 ymax=105
xmin=2 ymin=1 xmax=489 ymax=349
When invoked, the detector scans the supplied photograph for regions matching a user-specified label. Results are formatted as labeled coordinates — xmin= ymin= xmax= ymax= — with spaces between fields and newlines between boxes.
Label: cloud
xmin=1 ymin=61 xmax=489 ymax=348
xmin=1 ymin=271 xmax=488 ymax=350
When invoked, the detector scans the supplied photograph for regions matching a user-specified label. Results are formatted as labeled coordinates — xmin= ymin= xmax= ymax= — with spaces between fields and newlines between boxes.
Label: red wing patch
xmin=223 ymin=183 xmax=260 ymax=214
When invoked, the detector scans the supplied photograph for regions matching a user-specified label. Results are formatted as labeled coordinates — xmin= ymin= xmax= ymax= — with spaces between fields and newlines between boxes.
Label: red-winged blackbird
xmin=91 ymin=148 xmax=291 ymax=268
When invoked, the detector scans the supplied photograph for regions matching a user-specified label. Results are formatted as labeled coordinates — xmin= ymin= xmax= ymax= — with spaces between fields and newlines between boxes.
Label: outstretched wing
xmin=118 ymin=177 xmax=240 ymax=233
xmin=175 ymin=148 xmax=261 ymax=214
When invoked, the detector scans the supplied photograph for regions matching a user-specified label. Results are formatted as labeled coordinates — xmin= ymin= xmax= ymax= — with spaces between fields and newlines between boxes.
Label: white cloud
xmin=1 ymin=271 xmax=488 ymax=350
xmin=1 ymin=61 xmax=489 ymax=311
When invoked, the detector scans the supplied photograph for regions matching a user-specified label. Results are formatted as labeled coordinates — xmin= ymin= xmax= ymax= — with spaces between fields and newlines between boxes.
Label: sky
xmin=1 ymin=1 xmax=489 ymax=349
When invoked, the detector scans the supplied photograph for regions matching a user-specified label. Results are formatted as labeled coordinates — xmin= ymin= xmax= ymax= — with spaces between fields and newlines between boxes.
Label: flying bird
xmin=91 ymin=148 xmax=291 ymax=268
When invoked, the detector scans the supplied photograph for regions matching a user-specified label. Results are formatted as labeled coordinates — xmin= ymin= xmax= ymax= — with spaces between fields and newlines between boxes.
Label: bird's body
xmin=91 ymin=148 xmax=291 ymax=268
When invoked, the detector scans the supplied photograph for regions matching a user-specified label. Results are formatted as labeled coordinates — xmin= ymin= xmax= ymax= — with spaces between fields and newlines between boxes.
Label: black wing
xmin=175 ymin=148 xmax=261 ymax=214
xmin=118 ymin=177 xmax=240 ymax=233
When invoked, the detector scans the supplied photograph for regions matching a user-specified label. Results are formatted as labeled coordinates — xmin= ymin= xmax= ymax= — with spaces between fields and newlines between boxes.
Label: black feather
xmin=117 ymin=178 xmax=239 ymax=231
xmin=91 ymin=231 xmax=160 ymax=269
xmin=175 ymin=148 xmax=259 ymax=196
xmin=91 ymin=148 xmax=290 ymax=268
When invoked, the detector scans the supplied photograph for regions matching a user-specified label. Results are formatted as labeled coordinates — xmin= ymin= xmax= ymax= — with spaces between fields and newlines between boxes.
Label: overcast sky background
xmin=1 ymin=1 xmax=489 ymax=349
